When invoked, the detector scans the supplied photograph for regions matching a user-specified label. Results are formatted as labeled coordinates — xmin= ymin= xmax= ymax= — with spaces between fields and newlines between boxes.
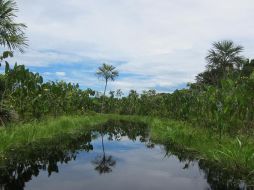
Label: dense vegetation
xmin=0 ymin=63 xmax=96 ymax=121
xmin=1 ymin=43 xmax=253 ymax=137
xmin=100 ymin=42 xmax=254 ymax=136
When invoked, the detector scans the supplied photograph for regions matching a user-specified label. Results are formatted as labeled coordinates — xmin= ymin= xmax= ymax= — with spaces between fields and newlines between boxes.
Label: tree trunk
xmin=103 ymin=79 xmax=108 ymax=96
xmin=101 ymin=79 xmax=108 ymax=112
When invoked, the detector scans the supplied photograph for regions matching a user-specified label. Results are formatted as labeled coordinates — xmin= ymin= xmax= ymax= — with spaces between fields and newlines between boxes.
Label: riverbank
xmin=0 ymin=115 xmax=106 ymax=158
xmin=149 ymin=118 xmax=254 ymax=178
xmin=0 ymin=114 xmax=254 ymax=178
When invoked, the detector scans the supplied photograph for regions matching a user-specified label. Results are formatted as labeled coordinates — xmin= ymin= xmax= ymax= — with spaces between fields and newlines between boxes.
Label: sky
xmin=8 ymin=0 xmax=254 ymax=93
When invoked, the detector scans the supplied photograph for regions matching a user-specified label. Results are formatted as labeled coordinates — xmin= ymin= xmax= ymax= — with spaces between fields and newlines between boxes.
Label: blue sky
xmin=8 ymin=0 xmax=254 ymax=93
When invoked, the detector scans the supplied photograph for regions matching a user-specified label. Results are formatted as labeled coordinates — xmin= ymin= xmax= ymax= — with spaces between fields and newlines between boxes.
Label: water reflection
xmin=91 ymin=119 xmax=150 ymax=174
xmin=92 ymin=132 xmax=116 ymax=174
xmin=0 ymin=133 xmax=93 ymax=190
xmin=0 ymin=120 xmax=252 ymax=190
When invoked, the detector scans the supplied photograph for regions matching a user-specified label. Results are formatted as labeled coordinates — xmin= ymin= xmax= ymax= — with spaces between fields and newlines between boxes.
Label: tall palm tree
xmin=206 ymin=40 xmax=244 ymax=73
xmin=96 ymin=63 xmax=119 ymax=112
xmin=96 ymin=63 xmax=119 ymax=96
xmin=0 ymin=0 xmax=27 ymax=53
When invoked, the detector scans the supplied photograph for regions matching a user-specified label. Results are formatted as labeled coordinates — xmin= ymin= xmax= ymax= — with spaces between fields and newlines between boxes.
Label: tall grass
xmin=150 ymin=118 xmax=254 ymax=176
xmin=0 ymin=115 xmax=108 ymax=157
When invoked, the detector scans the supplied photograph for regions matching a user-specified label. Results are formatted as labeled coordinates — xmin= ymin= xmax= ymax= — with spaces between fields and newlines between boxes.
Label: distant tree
xmin=96 ymin=63 xmax=119 ymax=96
xmin=115 ymin=89 xmax=123 ymax=99
xmin=195 ymin=40 xmax=245 ymax=86
xmin=206 ymin=40 xmax=244 ymax=73
xmin=125 ymin=90 xmax=139 ymax=114
xmin=96 ymin=63 xmax=119 ymax=112
xmin=109 ymin=90 xmax=115 ymax=98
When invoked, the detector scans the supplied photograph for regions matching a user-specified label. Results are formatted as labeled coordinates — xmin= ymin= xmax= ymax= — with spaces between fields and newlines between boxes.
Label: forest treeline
xmin=104 ymin=42 xmax=254 ymax=135
xmin=0 ymin=41 xmax=254 ymax=136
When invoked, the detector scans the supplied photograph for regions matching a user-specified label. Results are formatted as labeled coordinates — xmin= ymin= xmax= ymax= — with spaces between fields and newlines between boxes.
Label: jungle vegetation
xmin=0 ymin=40 xmax=253 ymax=136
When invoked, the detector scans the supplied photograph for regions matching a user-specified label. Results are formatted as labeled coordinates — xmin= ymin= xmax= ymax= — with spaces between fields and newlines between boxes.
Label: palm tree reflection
xmin=92 ymin=132 xmax=116 ymax=174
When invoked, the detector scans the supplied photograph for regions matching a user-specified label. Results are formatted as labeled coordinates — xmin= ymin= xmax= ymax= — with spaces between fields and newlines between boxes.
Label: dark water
xmin=0 ymin=120 xmax=250 ymax=190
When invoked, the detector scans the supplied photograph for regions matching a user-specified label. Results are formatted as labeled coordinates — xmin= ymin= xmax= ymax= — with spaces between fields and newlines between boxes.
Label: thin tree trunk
xmin=103 ymin=79 xmax=108 ymax=96
xmin=101 ymin=79 xmax=108 ymax=112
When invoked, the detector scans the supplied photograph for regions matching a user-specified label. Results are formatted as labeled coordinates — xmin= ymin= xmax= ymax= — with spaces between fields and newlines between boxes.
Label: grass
xmin=0 ymin=115 xmax=107 ymax=158
xmin=149 ymin=118 xmax=254 ymax=177
xmin=0 ymin=114 xmax=254 ymax=178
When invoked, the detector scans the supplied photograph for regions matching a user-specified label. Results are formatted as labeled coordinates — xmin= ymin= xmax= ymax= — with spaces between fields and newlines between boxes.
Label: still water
xmin=0 ymin=120 xmax=249 ymax=190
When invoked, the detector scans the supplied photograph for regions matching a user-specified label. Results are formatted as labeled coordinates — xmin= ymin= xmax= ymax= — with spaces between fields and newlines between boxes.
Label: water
xmin=0 ymin=120 xmax=250 ymax=190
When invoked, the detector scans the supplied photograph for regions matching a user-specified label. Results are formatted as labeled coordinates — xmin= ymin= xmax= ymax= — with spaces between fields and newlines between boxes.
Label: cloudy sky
xmin=10 ymin=0 xmax=254 ymax=93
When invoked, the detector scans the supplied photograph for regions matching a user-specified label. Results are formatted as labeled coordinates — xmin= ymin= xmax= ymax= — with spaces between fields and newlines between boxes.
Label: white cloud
xmin=13 ymin=0 xmax=254 ymax=92
xmin=55 ymin=72 xmax=66 ymax=77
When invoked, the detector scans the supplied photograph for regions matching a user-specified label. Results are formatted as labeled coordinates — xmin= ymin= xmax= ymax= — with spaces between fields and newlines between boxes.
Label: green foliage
xmin=103 ymin=73 xmax=253 ymax=135
xmin=195 ymin=40 xmax=245 ymax=86
xmin=0 ymin=51 xmax=13 ymax=66
xmin=0 ymin=63 xmax=96 ymax=122
xmin=0 ymin=0 xmax=27 ymax=124
xmin=150 ymin=117 xmax=254 ymax=177
xmin=0 ymin=115 xmax=109 ymax=156
xmin=97 ymin=41 xmax=254 ymax=135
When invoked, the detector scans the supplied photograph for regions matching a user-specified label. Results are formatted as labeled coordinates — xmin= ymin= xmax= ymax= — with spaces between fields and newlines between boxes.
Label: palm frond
xmin=0 ymin=0 xmax=28 ymax=52
xmin=96 ymin=63 xmax=119 ymax=81
xmin=206 ymin=40 xmax=245 ymax=70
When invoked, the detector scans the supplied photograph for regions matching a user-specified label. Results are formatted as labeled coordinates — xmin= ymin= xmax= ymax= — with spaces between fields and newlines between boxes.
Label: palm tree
xmin=96 ymin=63 xmax=119 ymax=96
xmin=116 ymin=89 xmax=123 ymax=99
xmin=0 ymin=0 xmax=27 ymax=54
xmin=0 ymin=0 xmax=27 ymax=125
xmin=206 ymin=40 xmax=244 ymax=74
xmin=96 ymin=63 xmax=119 ymax=112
